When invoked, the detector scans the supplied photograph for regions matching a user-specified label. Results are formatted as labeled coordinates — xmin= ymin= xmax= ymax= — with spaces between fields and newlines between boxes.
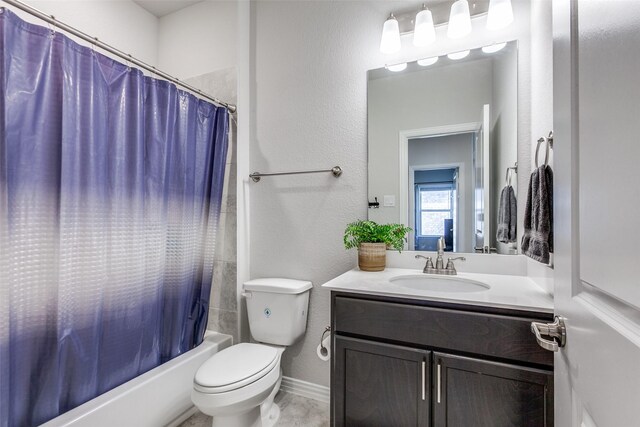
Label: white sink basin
xmin=389 ymin=274 xmax=491 ymax=293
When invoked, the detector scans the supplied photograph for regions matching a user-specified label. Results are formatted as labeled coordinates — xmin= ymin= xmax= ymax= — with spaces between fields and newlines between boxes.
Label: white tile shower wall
xmin=185 ymin=69 xmax=238 ymax=343
xmin=249 ymin=0 xmax=544 ymax=387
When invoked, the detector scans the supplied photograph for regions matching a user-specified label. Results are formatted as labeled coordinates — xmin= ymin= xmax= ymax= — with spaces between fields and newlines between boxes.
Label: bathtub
xmin=41 ymin=332 xmax=232 ymax=427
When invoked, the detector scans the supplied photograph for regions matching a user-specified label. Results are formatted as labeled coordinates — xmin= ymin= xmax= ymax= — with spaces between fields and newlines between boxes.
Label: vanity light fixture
xmin=486 ymin=0 xmax=514 ymax=30
xmin=386 ymin=62 xmax=408 ymax=72
xmin=417 ymin=56 xmax=439 ymax=67
xmin=447 ymin=50 xmax=470 ymax=60
xmin=447 ymin=0 xmax=472 ymax=39
xmin=380 ymin=2 xmax=510 ymax=53
xmin=380 ymin=13 xmax=401 ymax=54
xmin=481 ymin=42 xmax=507 ymax=53
xmin=413 ymin=4 xmax=436 ymax=47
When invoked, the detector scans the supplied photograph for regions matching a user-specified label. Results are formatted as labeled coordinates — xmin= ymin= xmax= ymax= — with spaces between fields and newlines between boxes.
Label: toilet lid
xmin=194 ymin=343 xmax=279 ymax=393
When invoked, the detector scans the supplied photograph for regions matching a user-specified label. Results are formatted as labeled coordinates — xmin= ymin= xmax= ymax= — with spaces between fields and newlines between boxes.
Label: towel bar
xmin=249 ymin=166 xmax=342 ymax=183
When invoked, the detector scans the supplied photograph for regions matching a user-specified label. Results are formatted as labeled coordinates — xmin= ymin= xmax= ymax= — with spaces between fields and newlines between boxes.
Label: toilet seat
xmin=194 ymin=343 xmax=280 ymax=394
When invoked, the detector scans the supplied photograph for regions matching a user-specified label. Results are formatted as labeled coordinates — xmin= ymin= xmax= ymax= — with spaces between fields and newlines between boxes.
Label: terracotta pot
xmin=358 ymin=242 xmax=386 ymax=272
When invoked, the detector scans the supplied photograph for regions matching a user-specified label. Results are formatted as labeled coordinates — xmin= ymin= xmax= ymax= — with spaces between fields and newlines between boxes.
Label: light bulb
xmin=447 ymin=0 xmax=472 ymax=39
xmin=380 ymin=14 xmax=401 ymax=54
xmin=482 ymin=42 xmax=507 ymax=53
xmin=487 ymin=0 xmax=514 ymax=30
xmin=413 ymin=8 xmax=436 ymax=47
xmin=447 ymin=50 xmax=470 ymax=60
xmin=387 ymin=63 xmax=408 ymax=72
xmin=417 ymin=57 xmax=439 ymax=67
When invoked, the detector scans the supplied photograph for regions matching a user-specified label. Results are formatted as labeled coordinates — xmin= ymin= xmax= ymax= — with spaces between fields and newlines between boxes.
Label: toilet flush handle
xmin=241 ymin=291 xmax=252 ymax=299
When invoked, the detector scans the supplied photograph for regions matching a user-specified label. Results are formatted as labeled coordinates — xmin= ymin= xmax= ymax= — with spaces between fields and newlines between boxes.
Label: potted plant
xmin=343 ymin=220 xmax=411 ymax=271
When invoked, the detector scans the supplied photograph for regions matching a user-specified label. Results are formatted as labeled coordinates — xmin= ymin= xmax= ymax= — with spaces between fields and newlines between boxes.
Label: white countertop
xmin=322 ymin=268 xmax=554 ymax=314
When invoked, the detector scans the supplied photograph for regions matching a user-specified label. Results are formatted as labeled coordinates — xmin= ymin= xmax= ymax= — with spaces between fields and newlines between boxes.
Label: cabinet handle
xmin=421 ymin=360 xmax=426 ymax=401
xmin=437 ymin=362 xmax=442 ymax=404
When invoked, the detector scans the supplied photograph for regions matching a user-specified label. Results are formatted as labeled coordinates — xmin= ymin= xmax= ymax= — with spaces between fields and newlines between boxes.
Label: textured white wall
xmin=528 ymin=0 xmax=554 ymax=273
xmin=250 ymin=1 xmax=381 ymax=387
xmin=157 ymin=0 xmax=238 ymax=80
xmin=530 ymin=0 xmax=554 ymax=169
xmin=250 ymin=0 xmax=544 ymax=385
xmin=249 ymin=0 xmax=542 ymax=387
xmin=22 ymin=0 xmax=158 ymax=65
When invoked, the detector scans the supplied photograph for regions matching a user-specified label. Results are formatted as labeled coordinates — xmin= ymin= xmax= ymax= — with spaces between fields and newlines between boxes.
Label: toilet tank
xmin=243 ymin=278 xmax=312 ymax=346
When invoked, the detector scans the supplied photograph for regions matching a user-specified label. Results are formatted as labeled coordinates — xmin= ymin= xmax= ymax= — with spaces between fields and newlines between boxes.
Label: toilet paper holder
xmin=319 ymin=326 xmax=331 ymax=357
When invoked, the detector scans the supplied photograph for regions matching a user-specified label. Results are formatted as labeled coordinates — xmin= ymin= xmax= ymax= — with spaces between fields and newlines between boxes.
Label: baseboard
xmin=166 ymin=406 xmax=198 ymax=427
xmin=279 ymin=376 xmax=330 ymax=404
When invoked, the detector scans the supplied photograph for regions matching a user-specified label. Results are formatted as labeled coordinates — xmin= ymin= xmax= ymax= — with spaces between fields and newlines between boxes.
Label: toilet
xmin=192 ymin=278 xmax=312 ymax=427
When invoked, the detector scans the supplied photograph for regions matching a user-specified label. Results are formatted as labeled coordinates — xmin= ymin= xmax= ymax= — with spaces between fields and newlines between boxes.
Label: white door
xmin=551 ymin=1 xmax=640 ymax=426
xmin=474 ymin=104 xmax=491 ymax=251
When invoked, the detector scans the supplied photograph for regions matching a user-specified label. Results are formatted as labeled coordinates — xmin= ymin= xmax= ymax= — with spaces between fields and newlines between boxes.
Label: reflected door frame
xmin=409 ymin=163 xmax=463 ymax=252
xmin=399 ymin=122 xmax=481 ymax=251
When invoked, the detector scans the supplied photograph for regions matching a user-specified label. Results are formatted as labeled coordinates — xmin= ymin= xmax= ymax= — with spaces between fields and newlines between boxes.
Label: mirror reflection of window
xmin=414 ymin=169 xmax=458 ymax=252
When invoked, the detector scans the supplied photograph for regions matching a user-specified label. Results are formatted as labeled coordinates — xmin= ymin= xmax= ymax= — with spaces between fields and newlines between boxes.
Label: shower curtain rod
xmin=0 ymin=0 xmax=237 ymax=113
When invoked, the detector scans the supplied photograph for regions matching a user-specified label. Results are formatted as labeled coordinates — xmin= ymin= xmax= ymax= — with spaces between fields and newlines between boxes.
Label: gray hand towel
xmin=497 ymin=185 xmax=517 ymax=243
xmin=521 ymin=165 xmax=554 ymax=263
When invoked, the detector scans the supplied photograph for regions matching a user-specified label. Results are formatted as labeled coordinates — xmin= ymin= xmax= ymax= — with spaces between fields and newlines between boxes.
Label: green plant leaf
xmin=343 ymin=220 xmax=411 ymax=253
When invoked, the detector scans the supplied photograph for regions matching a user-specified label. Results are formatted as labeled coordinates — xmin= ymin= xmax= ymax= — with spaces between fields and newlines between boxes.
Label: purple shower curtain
xmin=0 ymin=9 xmax=228 ymax=427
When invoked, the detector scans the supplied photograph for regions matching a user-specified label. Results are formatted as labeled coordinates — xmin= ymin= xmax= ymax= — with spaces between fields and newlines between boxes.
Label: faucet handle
xmin=445 ymin=256 xmax=466 ymax=274
xmin=415 ymin=254 xmax=434 ymax=271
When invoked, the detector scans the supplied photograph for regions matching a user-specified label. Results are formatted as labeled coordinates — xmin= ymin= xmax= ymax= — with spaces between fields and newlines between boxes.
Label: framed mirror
xmin=368 ymin=41 xmax=518 ymax=254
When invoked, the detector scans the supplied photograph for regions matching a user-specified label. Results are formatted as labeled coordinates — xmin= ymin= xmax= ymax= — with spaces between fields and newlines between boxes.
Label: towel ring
xmin=535 ymin=131 xmax=553 ymax=168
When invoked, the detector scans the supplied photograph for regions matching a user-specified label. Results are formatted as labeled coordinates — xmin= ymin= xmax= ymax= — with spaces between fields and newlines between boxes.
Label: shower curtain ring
xmin=90 ymin=37 xmax=100 ymax=57
xmin=47 ymin=21 xmax=55 ymax=38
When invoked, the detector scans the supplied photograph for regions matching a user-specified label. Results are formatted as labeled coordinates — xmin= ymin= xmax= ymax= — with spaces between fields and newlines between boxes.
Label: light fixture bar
xmin=391 ymin=2 xmax=489 ymax=35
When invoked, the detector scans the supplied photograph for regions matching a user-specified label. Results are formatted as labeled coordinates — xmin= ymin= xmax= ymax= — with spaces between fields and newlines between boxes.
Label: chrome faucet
xmin=414 ymin=237 xmax=466 ymax=275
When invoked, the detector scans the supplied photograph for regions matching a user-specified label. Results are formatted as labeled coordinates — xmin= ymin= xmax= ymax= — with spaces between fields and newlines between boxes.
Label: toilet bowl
xmin=192 ymin=343 xmax=284 ymax=427
xmin=192 ymin=278 xmax=312 ymax=427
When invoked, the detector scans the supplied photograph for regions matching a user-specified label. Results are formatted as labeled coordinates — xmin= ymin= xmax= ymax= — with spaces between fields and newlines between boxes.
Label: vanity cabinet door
xmin=333 ymin=336 xmax=430 ymax=427
xmin=432 ymin=353 xmax=553 ymax=427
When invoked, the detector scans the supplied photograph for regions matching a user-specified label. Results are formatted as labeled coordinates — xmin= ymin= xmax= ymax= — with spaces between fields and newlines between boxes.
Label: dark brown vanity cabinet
xmin=331 ymin=292 xmax=554 ymax=427
xmin=433 ymin=353 xmax=553 ymax=427
xmin=333 ymin=336 xmax=431 ymax=427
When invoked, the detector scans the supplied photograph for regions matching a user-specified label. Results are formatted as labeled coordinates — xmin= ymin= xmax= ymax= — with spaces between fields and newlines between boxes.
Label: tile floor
xmin=178 ymin=391 xmax=329 ymax=427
